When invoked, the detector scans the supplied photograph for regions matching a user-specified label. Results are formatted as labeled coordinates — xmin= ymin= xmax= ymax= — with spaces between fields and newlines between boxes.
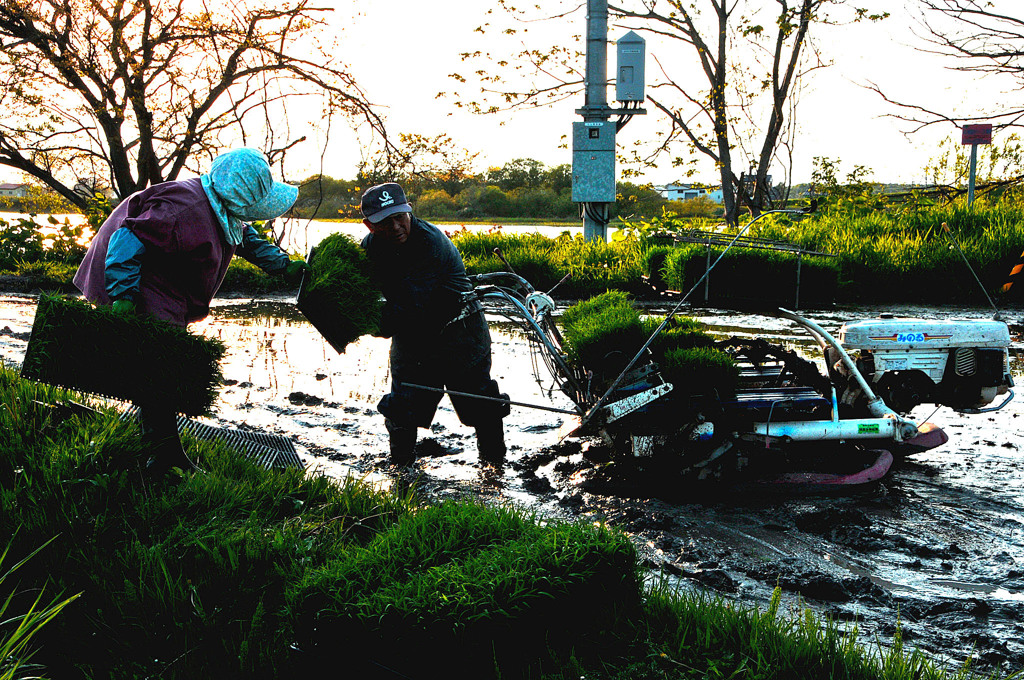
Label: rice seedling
xmin=560 ymin=291 xmax=647 ymax=380
xmin=297 ymin=233 xmax=383 ymax=353
xmin=19 ymin=294 xmax=225 ymax=416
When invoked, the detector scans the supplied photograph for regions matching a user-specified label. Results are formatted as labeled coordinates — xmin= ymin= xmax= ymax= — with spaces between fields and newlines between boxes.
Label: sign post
xmin=961 ymin=124 xmax=993 ymax=207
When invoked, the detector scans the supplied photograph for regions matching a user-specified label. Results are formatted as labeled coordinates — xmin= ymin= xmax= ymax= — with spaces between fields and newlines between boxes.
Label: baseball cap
xmin=360 ymin=183 xmax=412 ymax=223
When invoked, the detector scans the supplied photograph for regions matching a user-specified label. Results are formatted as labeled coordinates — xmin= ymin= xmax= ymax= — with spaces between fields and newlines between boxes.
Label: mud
xmin=2 ymin=292 xmax=1023 ymax=674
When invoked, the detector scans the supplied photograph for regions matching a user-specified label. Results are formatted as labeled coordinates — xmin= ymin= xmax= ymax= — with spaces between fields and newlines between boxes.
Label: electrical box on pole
xmin=615 ymin=31 xmax=645 ymax=102
xmin=572 ymin=121 xmax=617 ymax=203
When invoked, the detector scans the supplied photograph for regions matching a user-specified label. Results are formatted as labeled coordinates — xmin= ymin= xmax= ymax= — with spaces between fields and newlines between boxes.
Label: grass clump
xmin=290 ymin=501 xmax=642 ymax=675
xmin=20 ymin=294 xmax=225 ymax=415
xmin=561 ymin=294 xmax=737 ymax=399
xmin=297 ymin=233 xmax=382 ymax=353
xmin=0 ymin=364 xmax=643 ymax=679
xmin=454 ymin=230 xmax=650 ymax=299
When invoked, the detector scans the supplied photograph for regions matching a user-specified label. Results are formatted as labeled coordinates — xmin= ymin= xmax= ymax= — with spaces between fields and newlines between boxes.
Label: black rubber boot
xmin=140 ymin=406 xmax=201 ymax=475
xmin=385 ymin=418 xmax=418 ymax=467
xmin=475 ymin=420 xmax=506 ymax=467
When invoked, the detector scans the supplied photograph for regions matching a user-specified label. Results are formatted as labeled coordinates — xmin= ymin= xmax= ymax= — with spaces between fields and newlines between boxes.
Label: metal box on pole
xmin=572 ymin=120 xmax=617 ymax=203
xmin=615 ymin=31 xmax=645 ymax=102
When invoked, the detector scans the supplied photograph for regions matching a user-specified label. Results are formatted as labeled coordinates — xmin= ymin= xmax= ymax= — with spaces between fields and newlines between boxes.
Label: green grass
xmin=454 ymin=231 xmax=650 ymax=299
xmin=560 ymin=293 xmax=737 ymax=398
xmin=741 ymin=197 xmax=1024 ymax=304
xmin=0 ymin=364 xmax=1011 ymax=679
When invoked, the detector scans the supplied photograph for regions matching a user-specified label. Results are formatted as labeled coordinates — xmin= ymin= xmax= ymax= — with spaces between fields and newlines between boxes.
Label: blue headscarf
xmin=200 ymin=148 xmax=298 ymax=245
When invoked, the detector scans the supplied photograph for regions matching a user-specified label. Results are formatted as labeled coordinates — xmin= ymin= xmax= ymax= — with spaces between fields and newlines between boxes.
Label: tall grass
xmin=454 ymin=230 xmax=650 ymax=298
xmin=0 ymin=364 xmax=640 ymax=678
xmin=745 ymin=197 xmax=1024 ymax=303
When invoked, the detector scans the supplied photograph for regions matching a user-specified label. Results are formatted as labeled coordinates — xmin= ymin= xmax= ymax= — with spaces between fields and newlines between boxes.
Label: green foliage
xmin=625 ymin=584 xmax=984 ymax=680
xmin=747 ymin=194 xmax=1024 ymax=303
xmin=0 ymin=366 xmax=1003 ymax=679
xmin=290 ymin=501 xmax=641 ymax=674
xmin=299 ymin=233 xmax=382 ymax=351
xmin=0 ymin=214 xmax=87 ymax=271
xmin=455 ymin=230 xmax=650 ymax=299
xmin=661 ymin=244 xmax=839 ymax=306
xmin=0 ymin=365 xmax=641 ymax=678
xmin=0 ymin=538 xmax=79 ymax=680
xmin=924 ymin=133 xmax=1024 ymax=188
xmin=220 ymin=258 xmax=299 ymax=294
xmin=84 ymin=194 xmax=114 ymax=232
xmin=20 ymin=294 xmax=225 ymax=415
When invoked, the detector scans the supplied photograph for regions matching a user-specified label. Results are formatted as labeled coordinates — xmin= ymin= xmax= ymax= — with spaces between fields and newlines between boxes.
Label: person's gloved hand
xmin=284 ymin=260 xmax=309 ymax=283
xmin=111 ymin=299 xmax=136 ymax=315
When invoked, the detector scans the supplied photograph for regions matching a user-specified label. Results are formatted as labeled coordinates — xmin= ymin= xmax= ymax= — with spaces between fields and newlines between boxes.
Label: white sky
xmin=3 ymin=0 xmax=1013 ymax=188
xmin=308 ymin=0 xmax=1015 ymax=187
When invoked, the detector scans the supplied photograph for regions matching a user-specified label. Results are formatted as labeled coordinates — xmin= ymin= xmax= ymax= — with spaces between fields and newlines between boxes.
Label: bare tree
xmin=869 ymin=1 xmax=1024 ymax=133
xmin=0 ymin=0 xmax=387 ymax=208
xmin=451 ymin=0 xmax=882 ymax=225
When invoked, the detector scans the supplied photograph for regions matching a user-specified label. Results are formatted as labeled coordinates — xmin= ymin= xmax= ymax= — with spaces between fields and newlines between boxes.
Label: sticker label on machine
xmin=858 ymin=423 xmax=881 ymax=434
xmin=880 ymin=357 xmax=909 ymax=370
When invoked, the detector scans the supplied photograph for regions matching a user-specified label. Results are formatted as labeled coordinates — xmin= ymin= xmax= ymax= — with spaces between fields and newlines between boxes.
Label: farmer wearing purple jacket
xmin=74 ymin=147 xmax=306 ymax=473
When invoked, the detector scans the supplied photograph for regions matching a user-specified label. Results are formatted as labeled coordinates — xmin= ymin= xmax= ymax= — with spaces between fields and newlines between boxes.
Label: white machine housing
xmin=837 ymin=316 xmax=1013 ymax=412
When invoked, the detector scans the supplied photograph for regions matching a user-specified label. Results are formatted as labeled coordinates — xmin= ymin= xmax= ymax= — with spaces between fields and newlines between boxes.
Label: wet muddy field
xmin=2 ymin=292 xmax=1024 ymax=674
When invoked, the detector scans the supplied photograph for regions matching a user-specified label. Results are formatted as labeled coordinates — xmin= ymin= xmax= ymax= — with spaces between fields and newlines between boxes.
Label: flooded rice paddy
xmin=2 ymin=292 xmax=1024 ymax=674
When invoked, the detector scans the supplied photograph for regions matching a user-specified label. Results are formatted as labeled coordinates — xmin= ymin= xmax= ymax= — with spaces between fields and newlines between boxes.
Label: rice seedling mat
xmin=296 ymin=235 xmax=382 ymax=354
xmin=20 ymin=294 xmax=225 ymax=416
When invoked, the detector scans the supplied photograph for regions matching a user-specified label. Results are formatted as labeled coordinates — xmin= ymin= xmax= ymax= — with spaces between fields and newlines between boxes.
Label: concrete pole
xmin=585 ymin=0 xmax=608 ymax=112
xmin=583 ymin=0 xmax=610 ymax=242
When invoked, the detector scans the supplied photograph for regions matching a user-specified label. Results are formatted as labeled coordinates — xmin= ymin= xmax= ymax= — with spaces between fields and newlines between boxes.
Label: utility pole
xmin=571 ymin=0 xmax=645 ymax=242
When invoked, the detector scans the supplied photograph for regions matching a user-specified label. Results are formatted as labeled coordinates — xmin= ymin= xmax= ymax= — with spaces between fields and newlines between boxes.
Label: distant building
xmin=0 ymin=183 xmax=29 ymax=198
xmin=655 ymin=183 xmax=724 ymax=204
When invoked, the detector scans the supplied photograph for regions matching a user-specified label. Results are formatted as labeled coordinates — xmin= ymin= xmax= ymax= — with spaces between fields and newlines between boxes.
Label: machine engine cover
xmin=838 ymin=316 xmax=1012 ymax=410
xmin=838 ymin=317 xmax=1010 ymax=351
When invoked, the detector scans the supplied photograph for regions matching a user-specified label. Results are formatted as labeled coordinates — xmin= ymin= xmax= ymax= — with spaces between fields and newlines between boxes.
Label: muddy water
xmin=2 ymin=292 xmax=1024 ymax=673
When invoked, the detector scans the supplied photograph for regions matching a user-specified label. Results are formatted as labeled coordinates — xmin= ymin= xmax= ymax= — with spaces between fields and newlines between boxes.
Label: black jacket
xmin=361 ymin=216 xmax=477 ymax=338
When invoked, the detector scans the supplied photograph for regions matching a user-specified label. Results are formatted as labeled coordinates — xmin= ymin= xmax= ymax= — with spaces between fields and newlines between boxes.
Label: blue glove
xmin=111 ymin=299 xmax=136 ymax=315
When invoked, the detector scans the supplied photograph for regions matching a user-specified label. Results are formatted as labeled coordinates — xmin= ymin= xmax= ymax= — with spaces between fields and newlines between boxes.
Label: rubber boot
xmin=475 ymin=420 xmax=506 ymax=467
xmin=140 ymin=406 xmax=201 ymax=475
xmin=385 ymin=418 xmax=418 ymax=467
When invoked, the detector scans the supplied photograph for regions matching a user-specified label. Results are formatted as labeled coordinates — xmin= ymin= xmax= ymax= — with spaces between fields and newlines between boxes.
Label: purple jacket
xmin=74 ymin=178 xmax=288 ymax=326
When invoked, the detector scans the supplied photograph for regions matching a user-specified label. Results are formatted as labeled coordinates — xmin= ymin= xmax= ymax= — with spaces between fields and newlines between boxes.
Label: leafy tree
xmin=456 ymin=184 xmax=513 ymax=217
xmin=615 ymin=181 xmax=667 ymax=218
xmin=486 ymin=158 xmax=547 ymax=191
xmin=451 ymin=0 xmax=884 ymax=225
xmin=0 ymin=0 xmax=385 ymax=209
xmin=544 ymin=163 xmax=573 ymax=195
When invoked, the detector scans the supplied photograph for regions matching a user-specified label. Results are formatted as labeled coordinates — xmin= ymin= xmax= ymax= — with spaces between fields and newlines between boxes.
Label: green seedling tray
xmin=21 ymin=294 xmax=225 ymax=416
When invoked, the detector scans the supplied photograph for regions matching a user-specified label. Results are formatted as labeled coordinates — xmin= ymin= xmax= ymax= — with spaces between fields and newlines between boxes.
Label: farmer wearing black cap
xmin=360 ymin=182 xmax=508 ymax=467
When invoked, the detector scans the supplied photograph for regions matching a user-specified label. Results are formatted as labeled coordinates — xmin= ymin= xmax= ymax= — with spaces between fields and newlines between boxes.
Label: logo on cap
xmin=380 ymin=190 xmax=394 ymax=207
